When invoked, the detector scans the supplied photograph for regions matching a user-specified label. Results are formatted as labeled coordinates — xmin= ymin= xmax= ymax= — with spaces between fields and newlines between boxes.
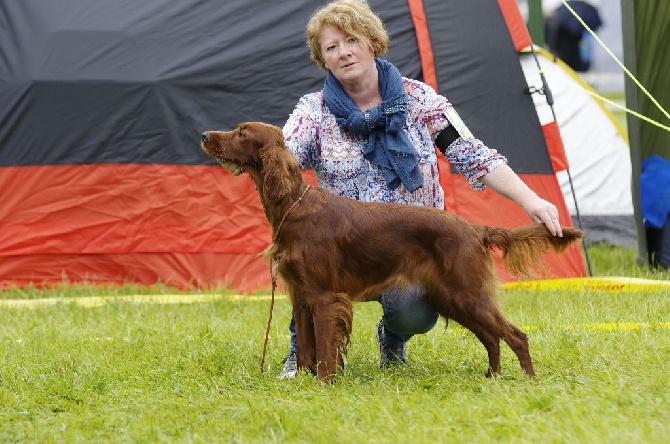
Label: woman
xmin=265 ymin=0 xmax=562 ymax=379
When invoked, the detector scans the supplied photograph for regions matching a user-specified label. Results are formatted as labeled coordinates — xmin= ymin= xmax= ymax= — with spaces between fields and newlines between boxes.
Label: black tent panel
xmin=0 ymin=0 xmax=327 ymax=166
xmin=423 ymin=0 xmax=553 ymax=174
xmin=369 ymin=0 xmax=422 ymax=80
xmin=1 ymin=0 xmax=550 ymax=172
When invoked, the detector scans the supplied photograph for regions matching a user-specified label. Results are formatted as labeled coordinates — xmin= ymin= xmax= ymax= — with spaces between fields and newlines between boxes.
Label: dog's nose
xmin=201 ymin=132 xmax=211 ymax=142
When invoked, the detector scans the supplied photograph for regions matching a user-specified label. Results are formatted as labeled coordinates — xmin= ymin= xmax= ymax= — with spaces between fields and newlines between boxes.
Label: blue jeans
xmin=287 ymin=284 xmax=439 ymax=353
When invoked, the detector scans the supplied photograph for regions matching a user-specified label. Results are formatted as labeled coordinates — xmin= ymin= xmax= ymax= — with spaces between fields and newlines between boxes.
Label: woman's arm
xmin=481 ymin=164 xmax=563 ymax=237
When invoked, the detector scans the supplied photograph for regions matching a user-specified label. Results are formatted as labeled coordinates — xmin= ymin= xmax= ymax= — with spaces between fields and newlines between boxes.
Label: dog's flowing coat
xmin=201 ymin=122 xmax=583 ymax=382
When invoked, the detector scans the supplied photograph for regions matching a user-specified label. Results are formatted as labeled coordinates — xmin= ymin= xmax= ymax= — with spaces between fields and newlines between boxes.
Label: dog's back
xmin=276 ymin=190 xmax=480 ymax=298
xmin=277 ymin=189 xmax=582 ymax=299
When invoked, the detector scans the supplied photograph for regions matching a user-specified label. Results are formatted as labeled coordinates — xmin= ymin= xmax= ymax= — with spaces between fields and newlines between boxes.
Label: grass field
xmin=1 ymin=243 xmax=669 ymax=443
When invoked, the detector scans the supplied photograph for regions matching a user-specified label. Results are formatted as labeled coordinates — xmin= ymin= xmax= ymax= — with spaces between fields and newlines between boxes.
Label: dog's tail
xmin=481 ymin=224 xmax=583 ymax=279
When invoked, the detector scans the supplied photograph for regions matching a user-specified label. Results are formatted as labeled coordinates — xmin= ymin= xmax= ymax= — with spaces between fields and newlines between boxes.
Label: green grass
xmin=1 ymin=243 xmax=669 ymax=443
xmin=585 ymin=241 xmax=670 ymax=280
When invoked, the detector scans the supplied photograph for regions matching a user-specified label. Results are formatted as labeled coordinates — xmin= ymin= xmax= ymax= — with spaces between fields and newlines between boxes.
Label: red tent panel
xmin=542 ymin=121 xmax=570 ymax=172
xmin=407 ymin=0 xmax=438 ymax=90
xmin=0 ymin=252 xmax=270 ymax=292
xmin=498 ymin=0 xmax=533 ymax=51
xmin=0 ymin=162 xmax=584 ymax=291
xmin=0 ymin=165 xmax=270 ymax=291
xmin=0 ymin=165 xmax=324 ymax=291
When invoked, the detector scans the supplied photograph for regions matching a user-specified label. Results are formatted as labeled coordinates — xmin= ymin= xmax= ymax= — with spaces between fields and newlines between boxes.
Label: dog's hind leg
xmin=294 ymin=303 xmax=317 ymax=375
xmin=312 ymin=292 xmax=353 ymax=382
xmin=427 ymin=282 xmax=502 ymax=377
xmin=432 ymin=285 xmax=534 ymax=377
xmin=446 ymin=311 xmax=502 ymax=377
xmin=466 ymin=290 xmax=535 ymax=377
xmin=471 ymin=328 xmax=502 ymax=377
xmin=499 ymin=321 xmax=535 ymax=377
xmin=462 ymin=311 xmax=534 ymax=377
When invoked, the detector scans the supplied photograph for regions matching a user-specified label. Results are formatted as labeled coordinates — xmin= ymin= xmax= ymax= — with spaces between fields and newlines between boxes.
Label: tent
xmin=0 ymin=0 xmax=587 ymax=291
xmin=620 ymin=0 xmax=670 ymax=265
xmin=519 ymin=48 xmax=636 ymax=246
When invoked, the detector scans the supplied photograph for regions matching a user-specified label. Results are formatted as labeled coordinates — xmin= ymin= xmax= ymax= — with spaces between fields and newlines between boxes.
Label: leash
xmin=259 ymin=185 xmax=311 ymax=373
xmin=259 ymin=259 xmax=279 ymax=374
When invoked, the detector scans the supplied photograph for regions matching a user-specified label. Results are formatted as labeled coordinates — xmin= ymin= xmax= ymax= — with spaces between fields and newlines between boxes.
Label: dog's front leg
xmin=312 ymin=292 xmax=353 ymax=382
xmin=294 ymin=303 xmax=317 ymax=375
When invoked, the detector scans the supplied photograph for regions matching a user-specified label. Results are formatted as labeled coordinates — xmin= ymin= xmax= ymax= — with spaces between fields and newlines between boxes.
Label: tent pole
xmin=564 ymin=170 xmax=593 ymax=276
xmin=528 ymin=45 xmax=593 ymax=276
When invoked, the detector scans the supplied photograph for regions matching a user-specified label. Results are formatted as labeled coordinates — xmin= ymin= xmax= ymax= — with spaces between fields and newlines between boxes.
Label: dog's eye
xmin=236 ymin=131 xmax=247 ymax=139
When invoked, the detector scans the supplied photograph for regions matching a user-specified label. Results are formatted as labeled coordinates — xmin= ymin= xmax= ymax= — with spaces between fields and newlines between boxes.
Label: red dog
xmin=201 ymin=122 xmax=583 ymax=382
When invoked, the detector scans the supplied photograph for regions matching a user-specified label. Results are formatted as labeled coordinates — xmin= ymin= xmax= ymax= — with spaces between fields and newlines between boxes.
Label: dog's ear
xmin=260 ymin=130 xmax=301 ymax=201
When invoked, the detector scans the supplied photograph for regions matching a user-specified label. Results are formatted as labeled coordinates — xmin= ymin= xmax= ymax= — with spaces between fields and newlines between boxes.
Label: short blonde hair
xmin=306 ymin=0 xmax=389 ymax=70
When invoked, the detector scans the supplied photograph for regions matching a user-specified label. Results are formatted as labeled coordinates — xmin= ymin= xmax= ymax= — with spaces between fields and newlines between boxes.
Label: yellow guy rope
xmin=558 ymin=0 xmax=670 ymax=131
xmin=538 ymin=63 xmax=670 ymax=133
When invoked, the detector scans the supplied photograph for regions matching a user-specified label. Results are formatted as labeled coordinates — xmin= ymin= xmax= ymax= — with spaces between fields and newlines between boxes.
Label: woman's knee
xmin=381 ymin=285 xmax=439 ymax=335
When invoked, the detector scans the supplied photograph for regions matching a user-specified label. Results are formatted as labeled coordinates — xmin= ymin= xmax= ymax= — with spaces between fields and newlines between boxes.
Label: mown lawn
xmin=1 ymin=243 xmax=668 ymax=443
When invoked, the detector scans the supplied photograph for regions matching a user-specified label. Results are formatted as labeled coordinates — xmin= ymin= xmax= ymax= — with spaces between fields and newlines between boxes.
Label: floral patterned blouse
xmin=282 ymin=77 xmax=507 ymax=209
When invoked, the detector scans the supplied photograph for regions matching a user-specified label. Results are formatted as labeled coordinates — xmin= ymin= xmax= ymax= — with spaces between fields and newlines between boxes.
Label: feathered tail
xmin=481 ymin=224 xmax=583 ymax=279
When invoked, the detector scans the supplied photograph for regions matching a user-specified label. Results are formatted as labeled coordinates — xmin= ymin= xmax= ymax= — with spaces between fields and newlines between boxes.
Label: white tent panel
xmin=520 ymin=49 xmax=635 ymax=245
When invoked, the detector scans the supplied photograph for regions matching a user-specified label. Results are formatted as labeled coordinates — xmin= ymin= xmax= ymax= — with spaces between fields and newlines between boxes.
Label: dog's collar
xmin=272 ymin=185 xmax=311 ymax=243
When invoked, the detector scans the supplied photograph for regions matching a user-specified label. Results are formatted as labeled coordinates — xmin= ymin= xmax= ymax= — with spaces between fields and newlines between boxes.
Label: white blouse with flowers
xmin=282 ymin=77 xmax=507 ymax=209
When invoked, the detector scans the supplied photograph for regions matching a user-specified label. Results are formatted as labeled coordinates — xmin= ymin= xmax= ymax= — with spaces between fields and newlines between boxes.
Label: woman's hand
xmin=521 ymin=195 xmax=563 ymax=237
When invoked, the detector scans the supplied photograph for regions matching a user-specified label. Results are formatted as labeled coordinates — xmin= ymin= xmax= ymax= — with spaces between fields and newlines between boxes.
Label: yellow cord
xmin=559 ymin=0 xmax=670 ymax=126
xmin=537 ymin=66 xmax=670 ymax=133
xmin=562 ymin=0 xmax=670 ymax=125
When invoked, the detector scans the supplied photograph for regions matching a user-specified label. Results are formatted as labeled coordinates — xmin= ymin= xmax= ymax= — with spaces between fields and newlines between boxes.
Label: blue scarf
xmin=323 ymin=58 xmax=422 ymax=192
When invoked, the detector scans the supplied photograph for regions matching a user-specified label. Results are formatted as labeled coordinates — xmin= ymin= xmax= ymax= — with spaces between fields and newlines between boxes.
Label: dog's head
xmin=201 ymin=121 xmax=284 ymax=167
xmin=201 ymin=121 xmax=302 ymax=201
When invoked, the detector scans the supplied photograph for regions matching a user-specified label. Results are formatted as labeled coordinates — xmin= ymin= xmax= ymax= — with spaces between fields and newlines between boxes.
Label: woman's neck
xmin=339 ymin=70 xmax=382 ymax=111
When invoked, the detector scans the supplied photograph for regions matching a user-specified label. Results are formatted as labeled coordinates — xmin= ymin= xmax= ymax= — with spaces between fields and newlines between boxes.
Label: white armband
xmin=444 ymin=107 xmax=474 ymax=141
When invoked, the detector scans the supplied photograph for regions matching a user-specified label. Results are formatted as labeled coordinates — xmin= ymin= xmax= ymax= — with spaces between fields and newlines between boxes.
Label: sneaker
xmin=375 ymin=320 xmax=407 ymax=368
xmin=278 ymin=351 xmax=297 ymax=380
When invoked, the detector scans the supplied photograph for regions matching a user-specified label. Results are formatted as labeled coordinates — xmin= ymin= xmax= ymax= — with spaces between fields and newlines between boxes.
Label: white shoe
xmin=278 ymin=352 xmax=297 ymax=380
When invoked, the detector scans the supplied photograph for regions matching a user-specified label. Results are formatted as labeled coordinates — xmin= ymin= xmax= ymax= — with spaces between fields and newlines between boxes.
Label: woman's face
xmin=320 ymin=25 xmax=376 ymax=86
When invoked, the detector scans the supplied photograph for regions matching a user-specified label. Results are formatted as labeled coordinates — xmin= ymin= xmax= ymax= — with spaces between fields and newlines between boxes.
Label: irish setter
xmin=201 ymin=122 xmax=583 ymax=382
